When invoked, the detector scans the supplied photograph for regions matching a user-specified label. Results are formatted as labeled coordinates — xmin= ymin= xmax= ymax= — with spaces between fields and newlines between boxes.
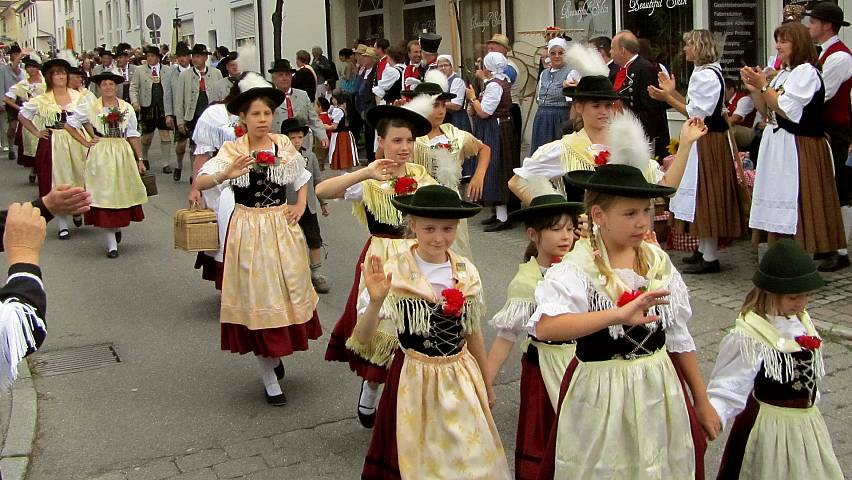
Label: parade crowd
xmin=1 ymin=1 xmax=851 ymax=479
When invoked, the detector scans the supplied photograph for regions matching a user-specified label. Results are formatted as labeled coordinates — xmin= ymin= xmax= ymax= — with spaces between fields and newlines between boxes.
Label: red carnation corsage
xmin=795 ymin=335 xmax=821 ymax=350
xmin=594 ymin=150 xmax=610 ymax=166
xmin=392 ymin=176 xmax=418 ymax=195
xmin=234 ymin=125 xmax=246 ymax=137
xmin=441 ymin=288 xmax=465 ymax=317
xmin=253 ymin=151 xmax=276 ymax=166
xmin=616 ymin=289 xmax=644 ymax=307
xmin=105 ymin=111 xmax=121 ymax=123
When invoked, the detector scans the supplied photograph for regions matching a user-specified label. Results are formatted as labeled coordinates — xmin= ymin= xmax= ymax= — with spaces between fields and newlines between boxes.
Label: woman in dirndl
xmin=18 ymin=58 xmax=89 ymax=239
xmin=194 ymin=72 xmax=321 ymax=406
xmin=64 ymin=72 xmax=147 ymax=258
xmin=468 ymin=51 xmax=518 ymax=232
xmin=530 ymin=111 xmax=719 ymax=479
xmin=740 ymin=22 xmax=847 ymax=258
xmin=649 ymin=29 xmax=747 ymax=274
xmin=357 ymin=184 xmax=511 ymax=479
xmin=316 ymin=98 xmax=437 ymax=427
xmin=529 ymin=37 xmax=579 ymax=155
xmin=485 ymin=192 xmax=583 ymax=480
xmin=327 ymin=92 xmax=357 ymax=171
xmin=4 ymin=56 xmax=44 ymax=183
xmin=707 ymin=239 xmax=843 ymax=479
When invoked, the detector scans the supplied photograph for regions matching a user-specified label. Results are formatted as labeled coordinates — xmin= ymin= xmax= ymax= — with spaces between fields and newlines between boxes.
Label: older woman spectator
xmin=529 ymin=37 xmax=580 ymax=155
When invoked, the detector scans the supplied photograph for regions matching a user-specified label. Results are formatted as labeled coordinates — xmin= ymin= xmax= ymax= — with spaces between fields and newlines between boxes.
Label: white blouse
xmin=686 ymin=63 xmax=723 ymax=119
xmin=527 ymin=263 xmax=695 ymax=353
xmin=771 ymin=64 xmax=822 ymax=124
xmin=480 ymin=80 xmax=503 ymax=116
xmin=329 ymin=106 xmax=344 ymax=125
xmin=448 ymin=76 xmax=467 ymax=107
xmin=19 ymin=97 xmax=72 ymax=122
xmin=707 ymin=315 xmax=814 ymax=429
xmin=513 ymin=140 xmax=665 ymax=183
xmin=66 ymin=99 xmax=141 ymax=138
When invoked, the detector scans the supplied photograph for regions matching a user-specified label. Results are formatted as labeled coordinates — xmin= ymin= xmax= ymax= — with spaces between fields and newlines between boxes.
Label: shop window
xmin=359 ymin=0 xmax=384 ymax=40
xmin=709 ymin=2 xmax=765 ymax=83
xmin=458 ymin=0 xmax=512 ymax=73
xmin=553 ymin=0 xmax=615 ymax=42
xmin=403 ymin=0 xmax=436 ymax=39
xmin=620 ymin=0 xmax=692 ymax=94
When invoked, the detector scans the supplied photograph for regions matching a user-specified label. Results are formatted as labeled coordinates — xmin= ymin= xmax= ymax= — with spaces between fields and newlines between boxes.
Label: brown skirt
xmin=686 ymin=131 xmax=746 ymax=239
xmin=753 ymin=136 xmax=847 ymax=253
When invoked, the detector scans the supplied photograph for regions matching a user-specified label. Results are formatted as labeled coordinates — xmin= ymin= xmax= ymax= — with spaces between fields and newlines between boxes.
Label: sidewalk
xmin=0 ymin=361 xmax=38 ymax=480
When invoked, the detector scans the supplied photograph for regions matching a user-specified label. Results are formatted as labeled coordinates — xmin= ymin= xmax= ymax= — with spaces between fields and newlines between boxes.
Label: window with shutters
xmin=232 ymin=5 xmax=255 ymax=46
xmin=181 ymin=18 xmax=194 ymax=45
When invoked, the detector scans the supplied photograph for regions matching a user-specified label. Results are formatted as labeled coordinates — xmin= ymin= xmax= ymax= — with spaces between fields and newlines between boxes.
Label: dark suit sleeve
xmin=632 ymin=62 xmax=671 ymax=157
xmin=0 ymin=263 xmax=47 ymax=351
xmin=292 ymin=70 xmax=316 ymax=103
xmin=0 ymin=198 xmax=53 ymax=253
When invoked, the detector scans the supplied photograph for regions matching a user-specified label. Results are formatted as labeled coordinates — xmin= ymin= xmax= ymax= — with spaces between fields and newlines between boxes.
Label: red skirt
xmin=324 ymin=237 xmax=389 ymax=384
xmin=34 ymin=137 xmax=52 ymax=197
xmin=716 ymin=394 xmax=760 ymax=479
xmin=14 ymin=124 xmax=34 ymax=168
xmin=536 ymin=353 xmax=707 ymax=480
xmin=221 ymin=311 xmax=323 ymax=358
xmin=361 ymin=349 xmax=405 ymax=479
xmin=84 ymin=206 xmax=145 ymax=228
xmin=516 ymin=352 xmax=558 ymax=480
xmin=194 ymin=252 xmax=224 ymax=290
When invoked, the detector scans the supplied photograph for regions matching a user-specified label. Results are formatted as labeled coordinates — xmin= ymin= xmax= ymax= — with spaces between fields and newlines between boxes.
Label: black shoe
xmin=73 ymin=215 xmax=83 ymax=227
xmin=107 ymin=249 xmax=119 ymax=259
xmin=682 ymin=251 xmax=703 ymax=264
xmin=8 ymin=150 xmax=15 ymax=161
xmin=265 ymin=390 xmax=288 ymax=406
xmin=28 ymin=173 xmax=36 ymax=184
xmin=818 ymin=254 xmax=850 ymax=273
xmin=484 ymin=220 xmax=513 ymax=232
xmin=115 ymin=231 xmax=122 ymax=244
xmin=274 ymin=360 xmax=285 ymax=381
xmin=357 ymin=381 xmax=377 ymax=428
xmin=162 ymin=165 xmax=173 ymax=174
xmin=480 ymin=215 xmax=498 ymax=226
xmin=684 ymin=259 xmax=720 ymax=275
xmin=58 ymin=229 xmax=70 ymax=240
xmin=173 ymin=168 xmax=182 ymax=182
xmin=813 ymin=252 xmax=833 ymax=261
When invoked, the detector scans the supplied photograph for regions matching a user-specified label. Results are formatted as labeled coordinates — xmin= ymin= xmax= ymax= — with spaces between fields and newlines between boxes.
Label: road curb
xmin=814 ymin=320 xmax=852 ymax=342
xmin=1 ymin=359 xmax=37 ymax=480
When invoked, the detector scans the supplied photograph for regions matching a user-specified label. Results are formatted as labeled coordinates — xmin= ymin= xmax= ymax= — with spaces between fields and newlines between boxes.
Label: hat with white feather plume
xmin=564 ymin=111 xmax=675 ymax=198
xmin=508 ymin=175 xmax=584 ymax=221
xmin=401 ymin=69 xmax=456 ymax=100
xmin=562 ymin=43 xmax=620 ymax=101
xmin=365 ymin=94 xmax=434 ymax=137
xmin=226 ymin=72 xmax=285 ymax=115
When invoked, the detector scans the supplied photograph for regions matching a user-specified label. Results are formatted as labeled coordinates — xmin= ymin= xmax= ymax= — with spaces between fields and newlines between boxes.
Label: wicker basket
xmin=174 ymin=205 xmax=218 ymax=252
xmin=141 ymin=172 xmax=158 ymax=196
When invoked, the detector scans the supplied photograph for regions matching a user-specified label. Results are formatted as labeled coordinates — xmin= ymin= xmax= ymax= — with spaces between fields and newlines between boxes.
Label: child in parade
xmin=357 ymin=184 xmax=512 ymax=479
xmin=708 ymin=239 xmax=843 ymax=479
xmin=314 ymin=97 xmax=332 ymax=170
xmin=281 ymin=117 xmax=332 ymax=294
xmin=530 ymin=112 xmax=719 ymax=479
xmin=484 ymin=189 xmax=584 ymax=480
xmin=316 ymin=98 xmax=437 ymax=427
xmin=194 ymin=73 xmax=321 ymax=406
xmin=327 ymin=93 xmax=357 ymax=171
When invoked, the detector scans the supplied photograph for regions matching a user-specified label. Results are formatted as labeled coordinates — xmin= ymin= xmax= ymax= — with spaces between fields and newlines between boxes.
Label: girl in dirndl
xmin=484 ymin=192 xmax=583 ymax=480
xmin=707 ymin=239 xmax=843 ymax=479
xmin=530 ymin=112 xmax=719 ymax=479
xmin=194 ymin=73 xmax=321 ymax=406
xmin=18 ymin=58 xmax=89 ymax=240
xmin=64 ymin=72 xmax=147 ymax=258
xmin=327 ymin=92 xmax=357 ymax=171
xmin=316 ymin=99 xmax=437 ymax=428
xmin=4 ymin=56 xmax=44 ymax=182
xmin=740 ymin=22 xmax=847 ymax=258
xmin=649 ymin=29 xmax=747 ymax=275
xmin=357 ymin=184 xmax=511 ymax=480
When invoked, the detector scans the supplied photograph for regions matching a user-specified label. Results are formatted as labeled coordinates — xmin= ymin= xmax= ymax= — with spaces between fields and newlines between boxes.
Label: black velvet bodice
xmin=754 ymin=349 xmax=818 ymax=407
xmin=398 ymin=307 xmax=466 ymax=357
xmin=232 ymin=169 xmax=286 ymax=208
xmin=575 ymin=325 xmax=666 ymax=362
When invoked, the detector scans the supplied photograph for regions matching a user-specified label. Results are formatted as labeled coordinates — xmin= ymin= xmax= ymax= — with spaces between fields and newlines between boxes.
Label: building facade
xmin=0 ymin=2 xmax=20 ymax=45
xmin=17 ymin=0 xmax=54 ymax=51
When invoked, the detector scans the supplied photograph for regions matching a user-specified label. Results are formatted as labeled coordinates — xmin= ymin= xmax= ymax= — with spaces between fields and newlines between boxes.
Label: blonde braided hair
xmin=585 ymin=190 xmax=650 ymax=289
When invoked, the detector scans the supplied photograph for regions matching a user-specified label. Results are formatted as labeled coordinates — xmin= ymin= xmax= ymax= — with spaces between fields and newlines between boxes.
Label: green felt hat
xmin=753 ymin=239 xmax=825 ymax=294
xmin=508 ymin=194 xmax=584 ymax=221
xmin=391 ymin=185 xmax=482 ymax=219
xmin=564 ymin=164 xmax=675 ymax=199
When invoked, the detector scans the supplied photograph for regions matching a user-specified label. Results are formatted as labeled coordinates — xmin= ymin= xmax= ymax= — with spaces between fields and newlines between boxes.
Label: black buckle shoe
xmin=58 ymin=229 xmax=70 ymax=240
xmin=28 ymin=173 xmax=36 ymax=184
xmin=265 ymin=390 xmax=287 ymax=406
xmin=683 ymin=259 xmax=720 ymax=275
xmin=818 ymin=254 xmax=850 ymax=273
xmin=173 ymin=168 xmax=182 ymax=182
xmin=162 ymin=165 xmax=173 ymax=174
xmin=274 ymin=360 xmax=285 ymax=381
xmin=682 ymin=251 xmax=702 ymax=264
xmin=357 ymin=381 xmax=377 ymax=428
xmin=107 ymin=249 xmax=119 ymax=259
xmin=480 ymin=215 xmax=498 ymax=226
xmin=8 ymin=150 xmax=16 ymax=160
xmin=73 ymin=215 xmax=83 ymax=227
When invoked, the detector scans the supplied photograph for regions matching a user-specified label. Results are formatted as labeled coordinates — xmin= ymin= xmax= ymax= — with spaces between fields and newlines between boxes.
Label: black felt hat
xmin=68 ymin=66 xmax=85 ymax=76
xmin=279 ymin=117 xmax=309 ymax=135
xmin=565 ymin=164 xmax=676 ymax=199
xmin=98 ymin=47 xmax=113 ymax=57
xmin=392 ymin=185 xmax=482 ymax=219
xmin=143 ymin=45 xmax=160 ymax=56
xmin=22 ymin=56 xmax=41 ymax=69
xmin=219 ymin=53 xmax=238 ymax=70
xmin=268 ymin=58 xmax=296 ymax=74
xmin=806 ymin=2 xmax=849 ymax=27
xmin=115 ymin=43 xmax=132 ymax=56
xmin=563 ymin=75 xmax=621 ymax=100
xmin=753 ymin=239 xmax=825 ymax=294
xmin=190 ymin=44 xmax=212 ymax=56
xmin=419 ymin=33 xmax=442 ymax=54
xmin=226 ymin=72 xmax=286 ymax=115
xmin=41 ymin=58 xmax=72 ymax=75
xmin=508 ymin=194 xmax=585 ymax=221
xmin=8 ymin=44 xmax=21 ymax=54
xmin=365 ymin=104 xmax=432 ymax=137
xmin=401 ymin=82 xmax=456 ymax=100
xmin=90 ymin=72 xmax=125 ymax=85
xmin=174 ymin=41 xmax=191 ymax=56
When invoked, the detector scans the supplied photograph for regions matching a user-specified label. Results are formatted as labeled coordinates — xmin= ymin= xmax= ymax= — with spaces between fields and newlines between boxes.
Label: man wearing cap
xmin=807 ymin=2 xmax=852 ymax=272
xmin=114 ymin=44 xmax=137 ymax=102
xmin=209 ymin=53 xmax=239 ymax=104
xmin=172 ymin=43 xmax=223 ymax=181
xmin=268 ymin=58 xmax=328 ymax=152
xmin=402 ymin=40 xmax=422 ymax=91
xmin=486 ymin=34 xmax=523 ymax=164
xmin=130 ymin=45 xmax=175 ymax=176
xmin=0 ymin=44 xmax=25 ymax=160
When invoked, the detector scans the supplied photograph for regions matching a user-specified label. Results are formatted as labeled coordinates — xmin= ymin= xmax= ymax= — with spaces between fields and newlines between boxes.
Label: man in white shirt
xmin=371 ymin=47 xmax=403 ymax=106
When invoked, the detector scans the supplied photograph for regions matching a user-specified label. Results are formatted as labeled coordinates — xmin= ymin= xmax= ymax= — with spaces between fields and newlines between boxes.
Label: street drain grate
xmin=31 ymin=343 xmax=121 ymax=377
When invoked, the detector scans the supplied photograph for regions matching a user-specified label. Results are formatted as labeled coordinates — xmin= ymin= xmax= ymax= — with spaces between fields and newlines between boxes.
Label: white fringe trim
xmin=0 ymin=300 xmax=46 ymax=392
xmin=732 ymin=330 xmax=825 ymax=384
xmin=231 ymin=152 xmax=305 ymax=188
xmin=490 ymin=298 xmax=535 ymax=332
xmin=386 ymin=294 xmax=482 ymax=336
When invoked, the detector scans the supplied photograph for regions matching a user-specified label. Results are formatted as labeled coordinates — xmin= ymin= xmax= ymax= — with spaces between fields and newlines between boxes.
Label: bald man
xmin=611 ymin=31 xmax=670 ymax=159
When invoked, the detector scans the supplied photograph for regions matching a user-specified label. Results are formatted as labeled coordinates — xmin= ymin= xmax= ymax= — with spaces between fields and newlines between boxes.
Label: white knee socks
xmin=257 ymin=356 xmax=283 ymax=396
xmin=495 ymin=205 xmax=508 ymax=222
xmin=700 ymin=237 xmax=719 ymax=262
xmin=57 ymin=216 xmax=70 ymax=232
xmin=104 ymin=228 xmax=118 ymax=252
xmin=358 ymin=380 xmax=380 ymax=414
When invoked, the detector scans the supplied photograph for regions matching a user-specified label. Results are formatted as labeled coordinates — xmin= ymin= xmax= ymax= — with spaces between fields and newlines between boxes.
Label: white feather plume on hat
xmin=236 ymin=42 xmax=259 ymax=75
xmin=403 ymin=93 xmax=436 ymax=121
xmin=606 ymin=111 xmax=652 ymax=171
xmin=237 ymin=71 xmax=273 ymax=93
xmin=424 ymin=69 xmax=449 ymax=92
xmin=566 ymin=43 xmax=608 ymax=78
xmin=57 ymin=49 xmax=78 ymax=67
xmin=524 ymin=176 xmax=559 ymax=198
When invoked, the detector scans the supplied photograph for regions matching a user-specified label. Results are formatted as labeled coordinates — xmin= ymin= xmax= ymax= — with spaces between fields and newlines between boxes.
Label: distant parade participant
xmin=209 ymin=53 xmax=240 ymax=103
xmin=166 ymin=41 xmax=192 ymax=177
xmin=402 ymin=40 xmax=422 ymax=91
xmin=404 ymin=33 xmax=441 ymax=90
xmin=0 ymin=44 xmax=25 ymax=161
xmin=113 ymin=44 xmax=136 ymax=103
xmin=4 ymin=55 xmax=44 ymax=183
xmin=69 ymin=67 xmax=96 ymax=105
xmin=65 ymin=72 xmax=147 ymax=258
xmin=130 ymin=45 xmax=174 ymax=173
xmin=268 ymin=58 xmax=328 ymax=152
